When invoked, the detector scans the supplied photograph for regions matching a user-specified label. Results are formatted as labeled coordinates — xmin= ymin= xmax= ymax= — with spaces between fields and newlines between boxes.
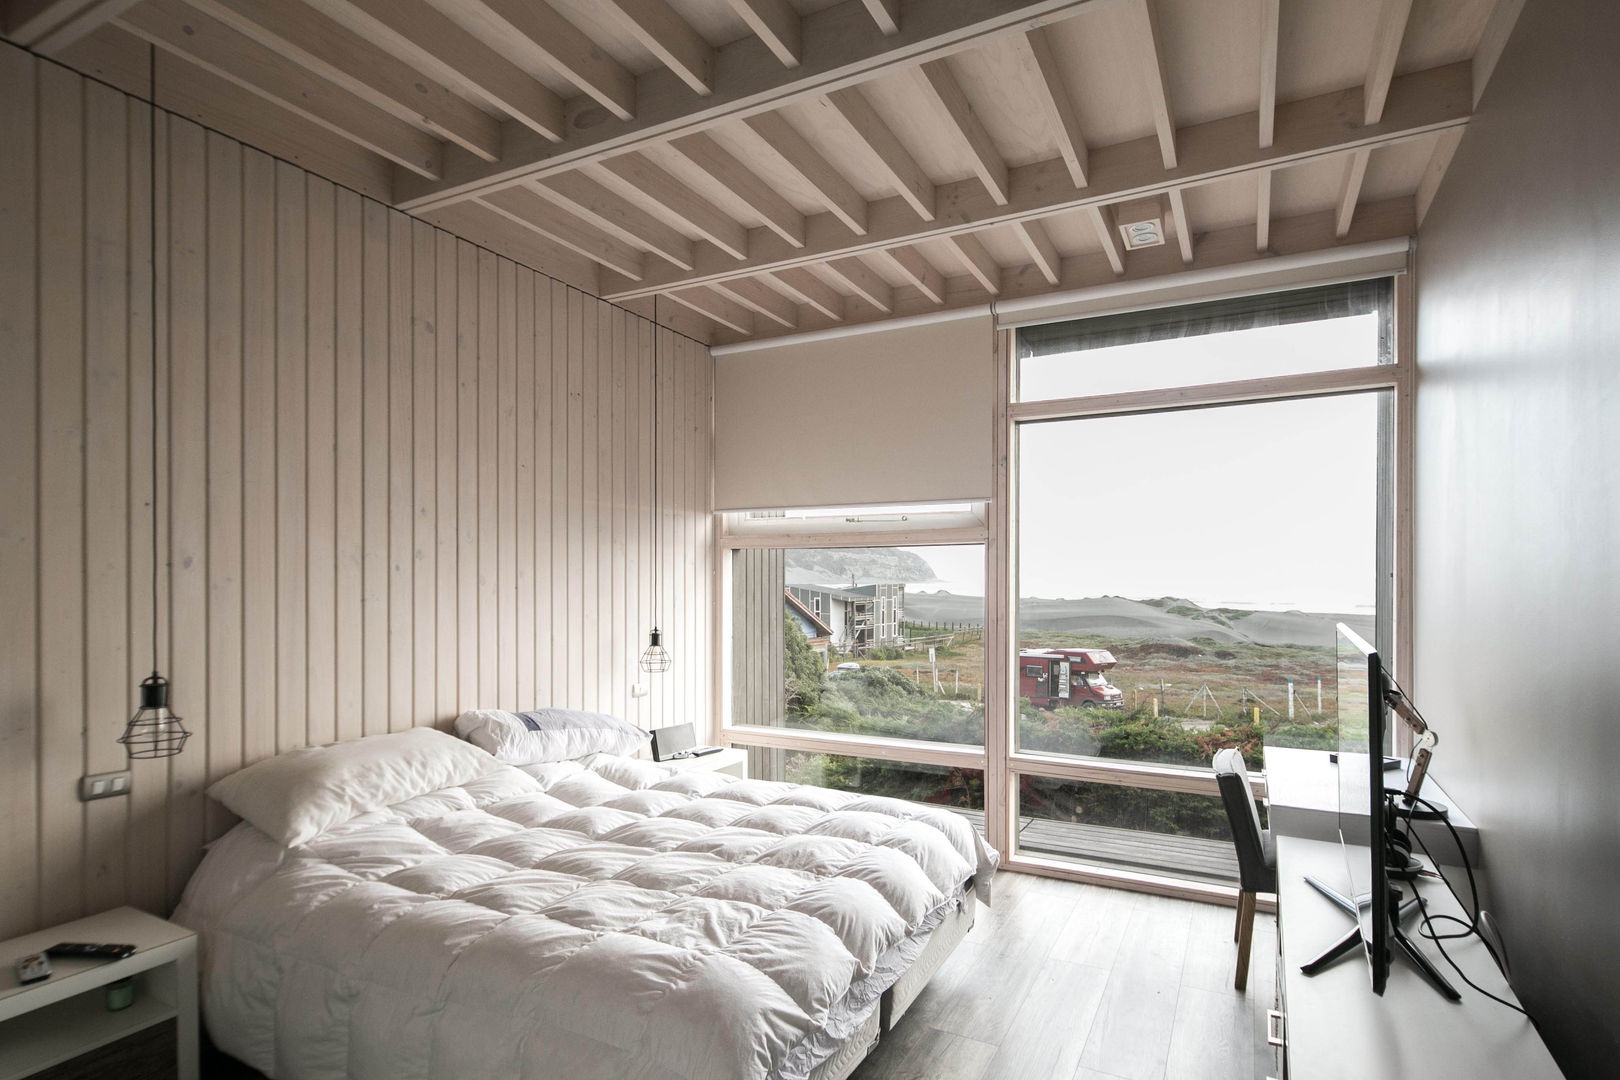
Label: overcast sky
xmin=904 ymin=316 xmax=1383 ymax=614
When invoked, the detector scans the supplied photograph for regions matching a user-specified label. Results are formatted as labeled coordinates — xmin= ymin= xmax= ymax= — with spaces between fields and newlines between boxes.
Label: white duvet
xmin=177 ymin=753 xmax=997 ymax=1080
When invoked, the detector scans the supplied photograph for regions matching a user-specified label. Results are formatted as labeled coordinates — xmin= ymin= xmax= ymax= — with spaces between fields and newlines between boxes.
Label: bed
xmin=176 ymin=728 xmax=996 ymax=1080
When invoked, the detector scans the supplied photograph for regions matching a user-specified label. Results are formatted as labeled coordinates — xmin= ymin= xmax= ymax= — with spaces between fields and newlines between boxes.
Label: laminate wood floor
xmin=851 ymin=870 xmax=1278 ymax=1080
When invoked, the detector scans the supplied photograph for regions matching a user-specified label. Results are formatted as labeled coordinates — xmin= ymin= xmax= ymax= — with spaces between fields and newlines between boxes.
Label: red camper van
xmin=1019 ymin=648 xmax=1124 ymax=709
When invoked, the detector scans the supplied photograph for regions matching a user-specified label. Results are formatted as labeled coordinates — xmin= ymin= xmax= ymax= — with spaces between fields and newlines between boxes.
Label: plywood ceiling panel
xmin=1156 ymin=0 xmax=1265 ymax=127
xmin=1269 ymin=154 xmax=1348 ymax=219
xmin=1398 ymin=0 xmax=1496 ymax=75
xmin=1183 ymin=173 xmax=1262 ymax=234
xmin=1276 ymin=0 xmax=1378 ymax=103
xmin=1361 ymin=132 xmax=1441 ymax=202
xmin=1037 ymin=1 xmax=1161 ymax=148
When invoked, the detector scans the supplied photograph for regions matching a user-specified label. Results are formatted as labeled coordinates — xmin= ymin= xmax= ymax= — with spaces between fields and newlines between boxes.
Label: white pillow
xmin=206 ymin=728 xmax=500 ymax=847
xmin=454 ymin=708 xmax=651 ymax=765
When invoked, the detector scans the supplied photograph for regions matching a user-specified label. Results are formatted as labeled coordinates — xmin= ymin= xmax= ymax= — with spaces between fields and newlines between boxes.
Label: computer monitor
xmin=1336 ymin=622 xmax=1391 ymax=993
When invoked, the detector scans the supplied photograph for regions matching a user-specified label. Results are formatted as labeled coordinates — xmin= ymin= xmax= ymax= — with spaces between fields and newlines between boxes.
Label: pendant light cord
xmin=148 ymin=43 xmax=160 ymax=675
xmin=651 ymin=294 xmax=660 ymax=625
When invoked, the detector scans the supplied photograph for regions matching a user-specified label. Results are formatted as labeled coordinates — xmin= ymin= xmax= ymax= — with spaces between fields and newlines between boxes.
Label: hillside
xmin=785 ymin=547 xmax=938 ymax=586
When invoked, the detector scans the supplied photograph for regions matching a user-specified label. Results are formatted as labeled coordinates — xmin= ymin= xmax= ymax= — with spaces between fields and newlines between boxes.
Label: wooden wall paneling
xmin=305 ymin=175 xmax=337 ymax=748
xmin=201 ymin=129 xmax=242 ymax=841
xmin=514 ymin=266 xmax=535 ymax=711
xmin=2 ymin=53 xmax=716 ymax=935
xmin=239 ymin=148 xmax=276 ymax=762
xmin=550 ymin=280 xmax=569 ymax=709
xmin=433 ymin=230 xmax=458 ymax=723
xmin=359 ymin=197 xmax=390 ymax=737
xmin=274 ymin=160 xmax=307 ymax=751
xmin=410 ymin=219 xmax=436 ymax=727
xmin=580 ymin=291 xmax=599 ymax=713
xmin=164 ymin=116 xmax=208 ymax=908
xmin=82 ymin=80 xmax=132 ymax=912
xmin=531 ymin=274 xmax=553 ymax=710
xmin=333 ymin=188 xmax=364 ymax=744
xmin=496 ymin=258 xmax=517 ymax=710
xmin=37 ymin=59 xmax=87 ymax=929
xmin=386 ymin=210 xmax=412 ymax=732
xmin=573 ymin=286 xmax=592 ymax=709
xmin=476 ymin=249 xmax=497 ymax=706
xmin=455 ymin=240 xmax=478 ymax=712
xmin=611 ymin=306 xmax=628 ymax=721
xmin=0 ymin=45 xmax=39 ymax=940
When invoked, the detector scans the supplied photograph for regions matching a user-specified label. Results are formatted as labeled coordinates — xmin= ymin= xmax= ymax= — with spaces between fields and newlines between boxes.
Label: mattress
xmin=176 ymin=752 xmax=997 ymax=1080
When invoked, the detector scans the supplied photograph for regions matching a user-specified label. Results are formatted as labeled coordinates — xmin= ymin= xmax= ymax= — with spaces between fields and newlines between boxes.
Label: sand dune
xmin=905 ymin=591 xmax=1373 ymax=648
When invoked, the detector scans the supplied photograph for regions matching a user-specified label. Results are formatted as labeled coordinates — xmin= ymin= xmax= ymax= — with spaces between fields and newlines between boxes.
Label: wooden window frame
xmin=708 ymin=270 xmax=1414 ymax=909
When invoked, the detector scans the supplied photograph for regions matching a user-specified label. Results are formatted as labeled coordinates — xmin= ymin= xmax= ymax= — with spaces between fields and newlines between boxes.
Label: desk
xmin=1272 ymin=837 xmax=1559 ymax=1080
xmin=1264 ymin=747 xmax=1480 ymax=866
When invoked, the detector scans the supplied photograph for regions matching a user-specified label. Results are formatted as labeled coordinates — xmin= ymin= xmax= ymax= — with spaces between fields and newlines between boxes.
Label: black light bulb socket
xmin=138 ymin=672 xmax=170 ymax=711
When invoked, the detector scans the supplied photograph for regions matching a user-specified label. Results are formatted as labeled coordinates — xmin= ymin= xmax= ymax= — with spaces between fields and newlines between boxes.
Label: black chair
xmin=1214 ymin=748 xmax=1276 ymax=992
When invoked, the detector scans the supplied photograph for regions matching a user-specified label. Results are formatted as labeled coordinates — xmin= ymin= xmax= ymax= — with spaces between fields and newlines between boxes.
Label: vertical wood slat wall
xmin=0 ymin=48 xmax=715 ymax=939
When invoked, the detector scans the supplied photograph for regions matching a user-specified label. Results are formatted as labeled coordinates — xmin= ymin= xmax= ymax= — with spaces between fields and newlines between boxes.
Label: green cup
xmin=105 ymin=977 xmax=135 ymax=1012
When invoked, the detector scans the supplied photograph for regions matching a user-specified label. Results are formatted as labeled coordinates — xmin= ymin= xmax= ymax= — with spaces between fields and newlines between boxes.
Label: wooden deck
xmin=952 ymin=810 xmax=1240 ymax=884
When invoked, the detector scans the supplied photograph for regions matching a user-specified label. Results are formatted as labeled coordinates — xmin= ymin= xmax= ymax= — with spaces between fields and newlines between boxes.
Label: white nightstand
xmin=0 ymin=907 xmax=198 ymax=1080
xmin=659 ymin=746 xmax=748 ymax=779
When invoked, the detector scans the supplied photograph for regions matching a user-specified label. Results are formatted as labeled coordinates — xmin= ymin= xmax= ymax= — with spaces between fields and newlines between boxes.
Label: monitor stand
xmin=1299 ymin=876 xmax=1461 ymax=1001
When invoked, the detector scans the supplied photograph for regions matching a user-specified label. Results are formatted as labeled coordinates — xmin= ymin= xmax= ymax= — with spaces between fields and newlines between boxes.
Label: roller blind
xmin=713 ymin=314 xmax=993 ymax=511
xmin=1016 ymin=278 xmax=1393 ymax=358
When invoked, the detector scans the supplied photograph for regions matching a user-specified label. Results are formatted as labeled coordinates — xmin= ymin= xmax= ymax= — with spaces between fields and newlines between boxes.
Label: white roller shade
xmin=713 ymin=313 xmax=993 ymax=510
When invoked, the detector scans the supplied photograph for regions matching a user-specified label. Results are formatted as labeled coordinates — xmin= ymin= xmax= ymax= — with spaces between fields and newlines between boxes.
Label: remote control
xmin=45 ymin=943 xmax=137 ymax=960
xmin=15 ymin=953 xmax=51 ymax=984
xmin=691 ymin=746 xmax=724 ymax=757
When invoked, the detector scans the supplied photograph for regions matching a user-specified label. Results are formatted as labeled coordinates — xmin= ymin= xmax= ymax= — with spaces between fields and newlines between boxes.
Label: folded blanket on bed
xmin=178 ymin=750 xmax=997 ymax=1080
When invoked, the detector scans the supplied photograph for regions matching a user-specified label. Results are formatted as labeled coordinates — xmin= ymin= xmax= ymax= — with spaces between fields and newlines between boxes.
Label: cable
xmin=1394 ymin=791 xmax=1529 ymax=1016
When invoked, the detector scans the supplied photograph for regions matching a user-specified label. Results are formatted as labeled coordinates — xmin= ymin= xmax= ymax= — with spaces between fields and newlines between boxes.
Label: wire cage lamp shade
xmin=118 ymin=673 xmax=192 ymax=759
xmin=640 ymin=627 xmax=672 ymax=673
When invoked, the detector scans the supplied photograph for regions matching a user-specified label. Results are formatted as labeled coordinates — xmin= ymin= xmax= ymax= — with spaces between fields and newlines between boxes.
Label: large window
xmin=730 ymin=543 xmax=986 ymax=749
xmin=1005 ymin=276 xmax=1399 ymax=893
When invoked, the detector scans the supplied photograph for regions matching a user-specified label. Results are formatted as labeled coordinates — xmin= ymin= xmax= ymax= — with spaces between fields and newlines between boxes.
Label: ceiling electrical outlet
xmin=80 ymin=769 xmax=132 ymax=802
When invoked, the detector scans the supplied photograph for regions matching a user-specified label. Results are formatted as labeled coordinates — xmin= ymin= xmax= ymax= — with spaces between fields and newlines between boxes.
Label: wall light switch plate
xmin=80 ymin=769 xmax=132 ymax=802
xmin=630 ymin=683 xmax=649 ymax=699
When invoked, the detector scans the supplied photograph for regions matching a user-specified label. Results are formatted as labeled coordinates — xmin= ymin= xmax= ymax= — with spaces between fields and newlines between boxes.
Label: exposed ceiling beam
xmin=713 ymin=197 xmax=1417 ymax=346
xmin=822 ymin=87 xmax=935 ymax=221
xmin=601 ymin=62 xmax=1472 ymax=300
xmin=303 ymin=0 xmax=564 ymax=140
xmin=766 ymin=267 xmax=844 ymax=320
xmin=6 ymin=0 xmax=140 ymax=52
xmin=393 ymin=0 xmax=1117 ymax=210
xmin=725 ymin=0 xmax=801 ymax=68
xmin=878 ymin=245 xmax=946 ymax=304
xmin=1364 ymin=0 xmax=1414 ymax=125
xmin=822 ymin=256 xmax=894 ymax=313
xmin=1335 ymin=149 xmax=1371 ymax=238
xmin=534 ymin=171 xmax=696 ymax=270
xmin=601 ymin=0 xmax=714 ymax=96
xmin=669 ymin=131 xmax=805 ymax=247
xmin=668 ymin=286 xmax=753 ymax=334
xmin=1125 ymin=0 xmax=1177 ymax=169
xmin=1415 ymin=128 xmax=1462 ymax=226
xmin=743 ymin=111 xmax=868 ymax=235
xmin=1166 ymin=187 xmax=1194 ymax=264
xmin=477 ymin=186 xmax=647 ymax=280
xmin=713 ymin=277 xmax=797 ymax=328
xmin=1258 ymin=0 xmax=1278 ymax=148
xmin=181 ymin=0 xmax=502 ymax=162
xmin=916 ymin=57 xmax=1008 ymax=205
xmin=118 ymin=0 xmax=444 ymax=178
xmin=598 ymin=153 xmax=749 ymax=259
xmin=1009 ymin=219 xmax=1060 ymax=285
xmin=946 ymin=232 xmax=1001 ymax=295
xmin=860 ymin=0 xmax=900 ymax=36
xmin=1015 ymin=26 xmax=1088 ymax=187
xmin=435 ymin=0 xmax=637 ymax=121
xmin=1472 ymin=0 xmax=1527 ymax=108
xmin=1085 ymin=204 xmax=1124 ymax=274
xmin=1255 ymin=168 xmax=1271 ymax=252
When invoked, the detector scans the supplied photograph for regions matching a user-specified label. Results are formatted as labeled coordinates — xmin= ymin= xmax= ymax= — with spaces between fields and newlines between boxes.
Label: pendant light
xmin=639 ymin=296 xmax=672 ymax=675
xmin=120 ymin=47 xmax=191 ymax=760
